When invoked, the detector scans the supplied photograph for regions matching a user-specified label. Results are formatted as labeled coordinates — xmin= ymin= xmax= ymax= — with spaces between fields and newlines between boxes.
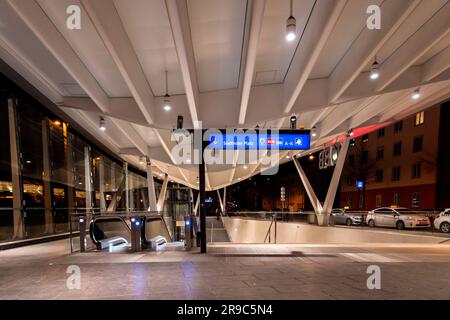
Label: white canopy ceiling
xmin=1 ymin=0 xmax=449 ymax=190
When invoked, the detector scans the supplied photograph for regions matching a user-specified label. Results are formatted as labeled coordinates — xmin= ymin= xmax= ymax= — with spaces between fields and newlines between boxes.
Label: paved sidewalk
xmin=1 ymin=241 xmax=450 ymax=299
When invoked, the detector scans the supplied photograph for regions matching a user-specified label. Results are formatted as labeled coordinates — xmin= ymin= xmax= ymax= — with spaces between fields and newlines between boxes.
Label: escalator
xmin=89 ymin=216 xmax=131 ymax=250
xmin=141 ymin=215 xmax=172 ymax=249
xmin=89 ymin=214 xmax=173 ymax=251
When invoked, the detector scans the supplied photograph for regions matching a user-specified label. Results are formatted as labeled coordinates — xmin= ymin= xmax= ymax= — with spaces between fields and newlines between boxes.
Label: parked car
xmin=366 ymin=207 xmax=430 ymax=230
xmin=331 ymin=208 xmax=363 ymax=226
xmin=433 ymin=209 xmax=450 ymax=233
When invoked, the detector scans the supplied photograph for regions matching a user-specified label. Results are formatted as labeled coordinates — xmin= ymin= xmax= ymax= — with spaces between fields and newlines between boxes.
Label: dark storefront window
xmin=0 ymin=95 xmax=13 ymax=241
xmin=0 ymin=73 xmax=148 ymax=244
xmin=17 ymin=101 xmax=46 ymax=238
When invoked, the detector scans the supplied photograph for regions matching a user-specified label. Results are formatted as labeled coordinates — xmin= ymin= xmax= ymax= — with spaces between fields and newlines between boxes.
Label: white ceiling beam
xmin=109 ymin=118 xmax=148 ymax=156
xmin=165 ymin=0 xmax=200 ymax=127
xmin=60 ymin=68 xmax=450 ymax=130
xmin=283 ymin=0 xmax=346 ymax=113
xmin=118 ymin=148 xmax=143 ymax=156
xmin=80 ymin=0 xmax=155 ymax=124
xmin=318 ymin=97 xmax=377 ymax=137
xmin=7 ymin=0 xmax=110 ymax=113
xmin=375 ymin=2 xmax=450 ymax=92
xmin=328 ymin=0 xmax=421 ymax=103
xmin=380 ymin=80 xmax=450 ymax=121
xmin=0 ymin=33 xmax=63 ymax=102
xmin=238 ymin=0 xmax=266 ymax=125
xmin=422 ymin=45 xmax=450 ymax=82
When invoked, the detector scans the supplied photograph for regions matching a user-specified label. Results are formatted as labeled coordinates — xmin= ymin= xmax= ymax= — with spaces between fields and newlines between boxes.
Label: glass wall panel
xmin=72 ymin=134 xmax=87 ymax=209
xmin=0 ymin=73 xmax=152 ymax=244
xmin=17 ymin=101 xmax=46 ymax=238
xmin=48 ymin=121 xmax=69 ymax=233
xmin=0 ymin=94 xmax=13 ymax=242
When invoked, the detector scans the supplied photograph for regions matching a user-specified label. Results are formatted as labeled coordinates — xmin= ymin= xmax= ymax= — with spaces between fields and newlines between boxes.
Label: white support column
xmin=107 ymin=175 xmax=124 ymax=212
xmin=217 ymin=189 xmax=224 ymax=213
xmin=123 ymin=162 xmax=129 ymax=212
xmin=223 ymin=187 xmax=227 ymax=214
xmin=98 ymin=157 xmax=106 ymax=212
xmin=8 ymin=98 xmax=24 ymax=239
xmin=84 ymin=146 xmax=93 ymax=211
xmin=140 ymin=188 xmax=148 ymax=210
xmin=321 ymin=136 xmax=351 ymax=224
xmin=157 ymin=174 xmax=169 ymax=212
xmin=64 ymin=126 xmax=75 ymax=215
xmin=129 ymin=172 xmax=134 ymax=211
xmin=194 ymin=192 xmax=200 ymax=216
xmin=42 ymin=119 xmax=53 ymax=234
xmin=293 ymin=157 xmax=323 ymax=214
xmin=146 ymin=157 xmax=158 ymax=212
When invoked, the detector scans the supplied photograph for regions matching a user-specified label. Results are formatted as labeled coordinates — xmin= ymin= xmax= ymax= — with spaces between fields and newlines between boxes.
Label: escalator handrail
xmin=89 ymin=216 xmax=131 ymax=246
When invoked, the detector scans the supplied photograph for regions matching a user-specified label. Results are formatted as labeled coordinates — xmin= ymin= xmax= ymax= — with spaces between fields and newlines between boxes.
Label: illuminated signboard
xmin=356 ymin=180 xmax=365 ymax=189
xmin=207 ymin=130 xmax=311 ymax=150
xmin=205 ymin=197 xmax=213 ymax=203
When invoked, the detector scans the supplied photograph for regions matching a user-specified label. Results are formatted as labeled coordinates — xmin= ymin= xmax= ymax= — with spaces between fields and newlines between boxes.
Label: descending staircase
xmin=205 ymin=216 xmax=230 ymax=243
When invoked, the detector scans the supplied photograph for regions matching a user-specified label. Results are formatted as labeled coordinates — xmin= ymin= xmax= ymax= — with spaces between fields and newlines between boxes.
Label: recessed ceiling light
xmin=163 ymin=70 xmax=171 ymax=111
xmin=99 ymin=117 xmax=106 ymax=131
xmin=370 ymin=60 xmax=379 ymax=80
xmin=412 ymin=88 xmax=421 ymax=100
xmin=243 ymin=165 xmax=248 ymax=169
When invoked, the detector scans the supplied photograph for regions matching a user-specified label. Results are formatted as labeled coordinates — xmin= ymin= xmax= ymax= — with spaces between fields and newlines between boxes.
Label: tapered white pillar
xmin=223 ymin=187 xmax=227 ymax=214
xmin=194 ymin=192 xmax=200 ymax=216
xmin=293 ymin=157 xmax=323 ymax=214
xmin=217 ymin=189 xmax=224 ymax=213
xmin=84 ymin=146 xmax=93 ymax=211
xmin=42 ymin=119 xmax=53 ymax=234
xmin=146 ymin=157 xmax=158 ymax=212
xmin=8 ymin=98 xmax=24 ymax=239
xmin=123 ymin=162 xmax=129 ymax=212
xmin=64 ymin=126 xmax=75 ymax=216
xmin=98 ymin=157 xmax=106 ymax=212
xmin=129 ymin=173 xmax=134 ymax=211
xmin=157 ymin=174 xmax=169 ymax=212
xmin=322 ymin=136 xmax=351 ymax=223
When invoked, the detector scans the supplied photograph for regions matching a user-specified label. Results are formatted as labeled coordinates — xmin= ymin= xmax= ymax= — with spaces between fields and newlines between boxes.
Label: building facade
xmin=341 ymin=101 xmax=450 ymax=211
xmin=0 ymin=71 xmax=157 ymax=244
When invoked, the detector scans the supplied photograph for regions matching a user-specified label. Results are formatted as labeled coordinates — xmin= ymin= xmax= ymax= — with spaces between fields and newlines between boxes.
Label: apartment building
xmin=341 ymin=101 xmax=450 ymax=211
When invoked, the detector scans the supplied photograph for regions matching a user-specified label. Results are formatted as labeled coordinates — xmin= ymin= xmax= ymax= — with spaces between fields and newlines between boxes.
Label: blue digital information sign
xmin=207 ymin=130 xmax=311 ymax=150
xmin=356 ymin=180 xmax=365 ymax=189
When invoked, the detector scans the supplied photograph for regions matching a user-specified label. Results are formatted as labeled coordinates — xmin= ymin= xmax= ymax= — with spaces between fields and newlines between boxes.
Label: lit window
xmin=412 ymin=192 xmax=420 ymax=208
xmin=415 ymin=111 xmax=425 ymax=126
xmin=362 ymin=134 xmax=369 ymax=143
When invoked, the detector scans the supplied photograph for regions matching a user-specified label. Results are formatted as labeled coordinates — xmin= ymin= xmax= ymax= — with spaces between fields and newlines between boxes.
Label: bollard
xmin=79 ymin=215 xmax=86 ymax=252
xmin=130 ymin=216 xmax=142 ymax=252
xmin=184 ymin=215 xmax=192 ymax=251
